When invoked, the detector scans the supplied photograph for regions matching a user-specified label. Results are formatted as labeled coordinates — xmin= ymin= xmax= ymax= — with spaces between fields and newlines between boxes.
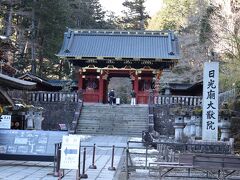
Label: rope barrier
xmin=95 ymin=146 xmax=113 ymax=151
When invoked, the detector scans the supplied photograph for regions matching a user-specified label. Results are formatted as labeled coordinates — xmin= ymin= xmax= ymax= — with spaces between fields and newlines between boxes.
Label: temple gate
xmin=57 ymin=29 xmax=180 ymax=103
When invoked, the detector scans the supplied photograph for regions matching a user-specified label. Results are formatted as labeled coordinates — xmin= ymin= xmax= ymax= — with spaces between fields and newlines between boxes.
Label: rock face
xmin=76 ymin=104 xmax=148 ymax=136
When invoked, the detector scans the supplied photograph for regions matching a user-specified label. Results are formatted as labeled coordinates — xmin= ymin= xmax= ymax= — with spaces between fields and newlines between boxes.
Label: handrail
xmin=69 ymin=101 xmax=83 ymax=134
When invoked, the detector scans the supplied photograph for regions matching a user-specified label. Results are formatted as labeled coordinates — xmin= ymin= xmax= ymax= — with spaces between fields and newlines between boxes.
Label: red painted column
xmin=134 ymin=74 xmax=139 ymax=93
xmin=99 ymin=74 xmax=104 ymax=103
xmin=154 ymin=70 xmax=162 ymax=95
xmin=78 ymin=70 xmax=83 ymax=90
xmin=133 ymin=72 xmax=139 ymax=104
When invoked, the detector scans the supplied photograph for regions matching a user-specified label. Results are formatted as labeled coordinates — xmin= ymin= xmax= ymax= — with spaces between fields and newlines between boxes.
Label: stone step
xmin=77 ymin=125 xmax=147 ymax=130
xmin=78 ymin=120 xmax=147 ymax=124
xmin=77 ymin=103 xmax=149 ymax=135
xmin=78 ymin=123 xmax=146 ymax=127
xmin=76 ymin=129 xmax=143 ymax=136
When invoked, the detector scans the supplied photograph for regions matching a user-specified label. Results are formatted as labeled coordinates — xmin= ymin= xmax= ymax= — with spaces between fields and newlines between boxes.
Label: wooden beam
xmin=0 ymin=86 xmax=14 ymax=106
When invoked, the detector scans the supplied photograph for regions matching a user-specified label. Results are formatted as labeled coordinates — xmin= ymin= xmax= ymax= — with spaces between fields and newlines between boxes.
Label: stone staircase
xmin=76 ymin=103 xmax=149 ymax=136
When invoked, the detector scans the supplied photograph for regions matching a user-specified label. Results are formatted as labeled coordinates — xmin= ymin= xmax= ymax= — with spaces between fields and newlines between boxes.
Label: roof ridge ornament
xmin=69 ymin=29 xmax=174 ymax=36
xmin=168 ymin=32 xmax=175 ymax=55
xmin=64 ymin=29 xmax=75 ymax=53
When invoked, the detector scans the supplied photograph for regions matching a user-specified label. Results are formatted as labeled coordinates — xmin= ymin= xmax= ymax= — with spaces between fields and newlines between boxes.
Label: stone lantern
xmin=171 ymin=105 xmax=187 ymax=142
xmin=195 ymin=115 xmax=202 ymax=139
xmin=26 ymin=110 xmax=34 ymax=129
xmin=162 ymin=83 xmax=171 ymax=95
xmin=34 ymin=109 xmax=44 ymax=130
xmin=183 ymin=115 xmax=191 ymax=137
xmin=219 ymin=103 xmax=232 ymax=141
xmin=26 ymin=106 xmax=44 ymax=130
xmin=192 ymin=106 xmax=202 ymax=139
xmin=173 ymin=115 xmax=186 ymax=142
xmin=219 ymin=116 xmax=231 ymax=141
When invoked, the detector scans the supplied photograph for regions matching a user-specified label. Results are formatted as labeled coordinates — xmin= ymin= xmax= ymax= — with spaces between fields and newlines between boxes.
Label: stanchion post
xmin=57 ymin=143 xmax=62 ymax=179
xmin=54 ymin=143 xmax=61 ymax=177
xmin=145 ymin=143 xmax=148 ymax=169
xmin=76 ymin=143 xmax=81 ymax=180
xmin=53 ymin=143 xmax=57 ymax=175
xmin=126 ymin=148 xmax=129 ymax=180
xmin=108 ymin=145 xmax=116 ymax=171
xmin=80 ymin=147 xmax=88 ymax=179
xmin=89 ymin=144 xmax=97 ymax=169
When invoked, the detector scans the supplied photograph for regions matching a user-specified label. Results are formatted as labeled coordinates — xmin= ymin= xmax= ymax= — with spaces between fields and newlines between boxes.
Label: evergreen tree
xmin=0 ymin=0 xmax=32 ymax=71
xmin=0 ymin=0 xmax=117 ymax=80
xmin=34 ymin=0 xmax=72 ymax=78
xmin=69 ymin=0 xmax=108 ymax=29
xmin=148 ymin=0 xmax=196 ymax=30
xmin=121 ymin=0 xmax=150 ymax=30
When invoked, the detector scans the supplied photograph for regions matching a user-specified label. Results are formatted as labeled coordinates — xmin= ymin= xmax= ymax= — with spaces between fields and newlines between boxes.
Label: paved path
xmin=0 ymin=135 xmax=128 ymax=180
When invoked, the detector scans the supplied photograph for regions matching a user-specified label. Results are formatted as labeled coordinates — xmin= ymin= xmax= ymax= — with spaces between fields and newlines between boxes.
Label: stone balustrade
xmin=27 ymin=91 xmax=82 ymax=102
xmin=153 ymin=95 xmax=202 ymax=106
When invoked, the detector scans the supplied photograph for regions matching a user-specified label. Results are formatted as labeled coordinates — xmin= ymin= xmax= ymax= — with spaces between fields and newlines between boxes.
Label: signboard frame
xmin=202 ymin=62 xmax=219 ymax=141
xmin=60 ymin=135 xmax=81 ymax=170
xmin=0 ymin=115 xmax=11 ymax=129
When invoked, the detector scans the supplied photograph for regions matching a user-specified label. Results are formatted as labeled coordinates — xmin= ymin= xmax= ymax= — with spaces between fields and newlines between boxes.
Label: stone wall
xmin=154 ymin=105 xmax=174 ymax=136
xmin=31 ymin=101 xmax=78 ymax=130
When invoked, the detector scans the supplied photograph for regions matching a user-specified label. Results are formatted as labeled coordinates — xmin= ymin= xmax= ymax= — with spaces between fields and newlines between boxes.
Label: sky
xmin=99 ymin=0 xmax=163 ymax=16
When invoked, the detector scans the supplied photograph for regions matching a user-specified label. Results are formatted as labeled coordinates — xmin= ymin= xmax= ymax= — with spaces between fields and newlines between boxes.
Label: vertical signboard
xmin=60 ymin=135 xmax=80 ymax=170
xmin=202 ymin=62 xmax=219 ymax=141
xmin=0 ymin=115 xmax=11 ymax=129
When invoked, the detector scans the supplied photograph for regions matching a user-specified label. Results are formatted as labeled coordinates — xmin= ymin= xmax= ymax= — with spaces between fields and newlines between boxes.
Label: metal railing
xmin=69 ymin=101 xmax=83 ymax=134
xmin=54 ymin=142 xmax=125 ymax=179
xmin=125 ymin=140 xmax=232 ymax=179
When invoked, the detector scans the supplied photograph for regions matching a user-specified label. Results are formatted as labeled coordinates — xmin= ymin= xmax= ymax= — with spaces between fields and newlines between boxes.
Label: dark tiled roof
xmin=48 ymin=80 xmax=77 ymax=87
xmin=19 ymin=74 xmax=66 ymax=91
xmin=0 ymin=73 xmax=36 ymax=90
xmin=19 ymin=73 xmax=50 ymax=85
xmin=57 ymin=29 xmax=180 ymax=60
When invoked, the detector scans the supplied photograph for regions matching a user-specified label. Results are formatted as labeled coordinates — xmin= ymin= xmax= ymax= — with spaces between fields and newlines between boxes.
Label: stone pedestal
xmin=148 ymin=113 xmax=154 ymax=133
xmin=164 ymin=87 xmax=171 ymax=95
xmin=34 ymin=111 xmax=43 ymax=130
xmin=220 ymin=116 xmax=231 ymax=141
xmin=26 ymin=111 xmax=34 ymax=129
xmin=190 ymin=116 xmax=196 ymax=138
xmin=195 ymin=116 xmax=202 ymax=138
xmin=173 ymin=116 xmax=186 ymax=142
xmin=183 ymin=116 xmax=191 ymax=137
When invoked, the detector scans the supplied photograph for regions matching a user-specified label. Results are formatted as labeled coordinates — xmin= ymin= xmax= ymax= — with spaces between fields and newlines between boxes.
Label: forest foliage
xmin=0 ymin=0 xmax=119 ymax=79
xmin=0 ymin=0 xmax=240 ymax=91
xmin=148 ymin=0 xmax=240 ymax=91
